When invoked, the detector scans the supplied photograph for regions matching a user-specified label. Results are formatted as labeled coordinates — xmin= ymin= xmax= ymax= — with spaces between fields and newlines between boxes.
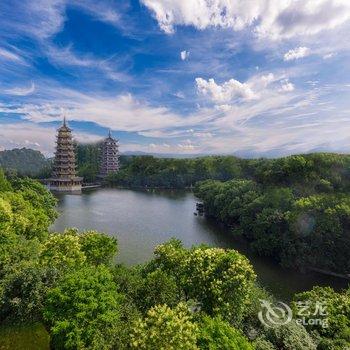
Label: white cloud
xmin=178 ymin=139 xmax=197 ymax=151
xmin=248 ymin=73 xmax=276 ymax=91
xmin=45 ymin=45 xmax=130 ymax=82
xmin=280 ymin=79 xmax=295 ymax=92
xmin=0 ymin=123 xmax=57 ymax=155
xmin=323 ymin=52 xmax=336 ymax=59
xmin=195 ymin=72 xmax=285 ymax=104
xmin=0 ymin=85 xmax=211 ymax=134
xmin=180 ymin=50 xmax=190 ymax=60
xmin=74 ymin=0 xmax=122 ymax=28
xmin=18 ymin=0 xmax=66 ymax=40
xmin=1 ymin=79 xmax=348 ymax=157
xmin=196 ymin=77 xmax=256 ymax=103
xmin=0 ymin=47 xmax=23 ymax=62
xmin=47 ymin=45 xmax=94 ymax=67
xmin=147 ymin=141 xmax=197 ymax=153
xmin=1 ymin=0 xmax=126 ymax=41
xmin=174 ymin=91 xmax=185 ymax=99
xmin=215 ymin=104 xmax=232 ymax=112
xmin=0 ymin=122 xmax=103 ymax=155
xmin=141 ymin=0 xmax=350 ymax=40
xmin=193 ymin=132 xmax=213 ymax=138
xmin=4 ymin=82 xmax=35 ymax=96
xmin=284 ymin=47 xmax=310 ymax=61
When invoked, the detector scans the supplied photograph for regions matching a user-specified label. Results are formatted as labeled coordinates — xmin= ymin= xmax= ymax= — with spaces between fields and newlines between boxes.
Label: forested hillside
xmin=0 ymin=148 xmax=51 ymax=178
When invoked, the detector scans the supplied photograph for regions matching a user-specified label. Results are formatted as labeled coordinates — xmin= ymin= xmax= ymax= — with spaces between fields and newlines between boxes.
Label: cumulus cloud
xmin=195 ymin=73 xmax=287 ymax=104
xmin=4 ymin=82 xmax=35 ymax=96
xmin=180 ymin=50 xmax=190 ymax=60
xmin=141 ymin=0 xmax=350 ymax=40
xmin=280 ymin=79 xmax=295 ymax=92
xmin=284 ymin=47 xmax=310 ymax=61
xmin=196 ymin=77 xmax=256 ymax=103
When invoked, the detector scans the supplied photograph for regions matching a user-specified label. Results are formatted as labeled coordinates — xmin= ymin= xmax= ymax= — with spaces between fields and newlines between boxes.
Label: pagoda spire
xmin=108 ymin=129 xmax=111 ymax=138
xmin=63 ymin=115 xmax=67 ymax=127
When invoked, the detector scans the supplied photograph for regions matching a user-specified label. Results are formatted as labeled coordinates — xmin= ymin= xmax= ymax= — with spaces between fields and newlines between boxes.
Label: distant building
xmin=46 ymin=117 xmax=82 ymax=192
xmin=99 ymin=130 xmax=120 ymax=177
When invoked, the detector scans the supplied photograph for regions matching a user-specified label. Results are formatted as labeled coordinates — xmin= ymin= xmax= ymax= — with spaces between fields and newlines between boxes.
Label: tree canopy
xmin=0 ymin=162 xmax=349 ymax=349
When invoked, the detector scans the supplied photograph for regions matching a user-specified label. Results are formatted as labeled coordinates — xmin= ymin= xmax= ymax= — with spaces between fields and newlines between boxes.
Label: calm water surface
xmin=51 ymin=188 xmax=348 ymax=300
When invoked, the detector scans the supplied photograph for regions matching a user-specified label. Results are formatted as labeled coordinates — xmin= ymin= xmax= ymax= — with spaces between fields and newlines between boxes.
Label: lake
xmin=51 ymin=188 xmax=348 ymax=300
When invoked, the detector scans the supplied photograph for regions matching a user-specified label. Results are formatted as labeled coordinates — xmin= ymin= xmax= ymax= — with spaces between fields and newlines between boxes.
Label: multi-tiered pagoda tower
xmin=99 ymin=130 xmax=120 ymax=178
xmin=47 ymin=118 xmax=82 ymax=192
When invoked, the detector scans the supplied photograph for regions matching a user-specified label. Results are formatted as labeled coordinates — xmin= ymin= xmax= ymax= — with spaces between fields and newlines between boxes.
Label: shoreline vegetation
xmin=3 ymin=147 xmax=350 ymax=277
xmin=103 ymin=152 xmax=350 ymax=278
xmin=1 ymin=169 xmax=350 ymax=349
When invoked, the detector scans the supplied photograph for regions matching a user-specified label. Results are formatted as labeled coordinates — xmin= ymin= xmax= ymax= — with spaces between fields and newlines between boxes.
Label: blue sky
xmin=1 ymin=0 xmax=350 ymax=156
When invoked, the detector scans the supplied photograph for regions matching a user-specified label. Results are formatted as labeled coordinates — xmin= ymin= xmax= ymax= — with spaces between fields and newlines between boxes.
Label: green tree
xmin=130 ymin=303 xmax=198 ymax=350
xmin=197 ymin=316 xmax=253 ymax=350
xmin=40 ymin=232 xmax=86 ymax=270
xmin=0 ymin=148 xmax=50 ymax=177
xmin=10 ymin=177 xmax=57 ymax=222
xmin=152 ymin=240 xmax=256 ymax=323
xmin=76 ymin=142 xmax=101 ymax=182
xmin=264 ymin=322 xmax=317 ymax=350
xmin=79 ymin=230 xmax=118 ymax=265
xmin=0 ymin=232 xmax=41 ymax=280
xmin=292 ymin=286 xmax=350 ymax=340
xmin=0 ymin=266 xmax=57 ymax=322
xmin=135 ymin=268 xmax=183 ymax=313
xmin=0 ymin=169 xmax=12 ymax=191
xmin=44 ymin=265 xmax=123 ymax=350
xmin=285 ymin=194 xmax=350 ymax=272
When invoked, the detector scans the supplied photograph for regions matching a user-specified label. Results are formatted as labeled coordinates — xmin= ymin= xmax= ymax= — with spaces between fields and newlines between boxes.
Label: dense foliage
xmin=130 ymin=303 xmax=198 ymax=349
xmin=44 ymin=265 xmax=123 ymax=350
xmin=76 ymin=143 xmax=101 ymax=183
xmin=107 ymin=155 xmax=243 ymax=188
xmin=193 ymin=153 xmax=350 ymax=275
xmin=0 ymin=148 xmax=51 ymax=178
xmin=148 ymin=239 xmax=256 ymax=323
xmin=197 ymin=316 xmax=254 ymax=350
xmin=293 ymin=286 xmax=350 ymax=349
xmin=106 ymin=153 xmax=350 ymax=190
xmin=0 ymin=170 xmax=349 ymax=350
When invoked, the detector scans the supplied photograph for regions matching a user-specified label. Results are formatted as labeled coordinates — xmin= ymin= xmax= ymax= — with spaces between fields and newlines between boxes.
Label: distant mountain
xmin=0 ymin=148 xmax=51 ymax=177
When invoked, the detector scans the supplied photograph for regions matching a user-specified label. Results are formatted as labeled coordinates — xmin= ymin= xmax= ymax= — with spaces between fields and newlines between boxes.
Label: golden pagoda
xmin=47 ymin=117 xmax=82 ymax=192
